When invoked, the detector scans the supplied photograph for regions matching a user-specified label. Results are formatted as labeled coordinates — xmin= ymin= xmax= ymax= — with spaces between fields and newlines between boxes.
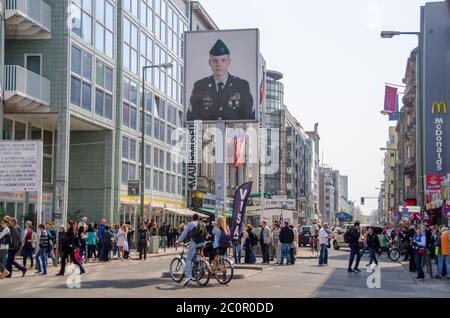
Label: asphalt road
xmin=1 ymin=248 xmax=449 ymax=298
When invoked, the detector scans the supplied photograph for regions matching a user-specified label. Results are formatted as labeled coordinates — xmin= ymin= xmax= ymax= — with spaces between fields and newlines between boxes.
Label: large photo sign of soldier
xmin=185 ymin=29 xmax=259 ymax=123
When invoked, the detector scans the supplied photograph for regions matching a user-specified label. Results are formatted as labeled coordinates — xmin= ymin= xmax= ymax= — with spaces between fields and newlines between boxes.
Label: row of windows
xmin=123 ymin=0 xmax=187 ymax=58
xmin=122 ymin=136 xmax=182 ymax=173
xmin=71 ymin=45 xmax=114 ymax=120
xmin=123 ymin=15 xmax=184 ymax=103
xmin=71 ymin=0 xmax=115 ymax=59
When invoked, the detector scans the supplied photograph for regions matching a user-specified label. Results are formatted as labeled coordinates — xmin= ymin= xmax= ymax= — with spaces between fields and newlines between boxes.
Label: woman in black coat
xmin=56 ymin=221 xmax=85 ymax=276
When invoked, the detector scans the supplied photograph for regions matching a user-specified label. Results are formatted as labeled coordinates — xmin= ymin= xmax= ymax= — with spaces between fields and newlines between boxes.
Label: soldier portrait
xmin=185 ymin=31 xmax=258 ymax=122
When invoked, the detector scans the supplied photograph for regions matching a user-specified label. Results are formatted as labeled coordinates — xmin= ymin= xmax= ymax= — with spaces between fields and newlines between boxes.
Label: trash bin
xmin=149 ymin=236 xmax=159 ymax=254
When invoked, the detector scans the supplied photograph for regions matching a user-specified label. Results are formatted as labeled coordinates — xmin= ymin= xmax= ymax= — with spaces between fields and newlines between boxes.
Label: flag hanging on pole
xmin=389 ymin=94 xmax=400 ymax=121
xmin=259 ymin=67 xmax=266 ymax=106
xmin=233 ymin=129 xmax=246 ymax=168
xmin=384 ymin=85 xmax=398 ymax=113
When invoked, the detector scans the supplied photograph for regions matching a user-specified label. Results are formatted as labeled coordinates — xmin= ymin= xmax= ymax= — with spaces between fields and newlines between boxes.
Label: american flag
xmin=259 ymin=67 xmax=266 ymax=106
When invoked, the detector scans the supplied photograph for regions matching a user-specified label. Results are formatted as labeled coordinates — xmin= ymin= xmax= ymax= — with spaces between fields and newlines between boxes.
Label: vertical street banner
xmin=384 ymin=85 xmax=398 ymax=113
xmin=422 ymin=3 xmax=450 ymax=179
xmin=231 ymin=182 xmax=253 ymax=240
xmin=389 ymin=95 xmax=400 ymax=121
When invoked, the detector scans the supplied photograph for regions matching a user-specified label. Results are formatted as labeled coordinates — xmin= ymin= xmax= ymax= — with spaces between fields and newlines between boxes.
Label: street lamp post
xmin=140 ymin=63 xmax=173 ymax=223
xmin=380 ymin=30 xmax=424 ymax=222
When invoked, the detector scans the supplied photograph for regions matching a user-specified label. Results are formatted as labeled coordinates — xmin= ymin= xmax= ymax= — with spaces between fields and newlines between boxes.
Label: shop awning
xmin=336 ymin=212 xmax=353 ymax=221
xmin=165 ymin=207 xmax=208 ymax=219
xmin=192 ymin=208 xmax=233 ymax=219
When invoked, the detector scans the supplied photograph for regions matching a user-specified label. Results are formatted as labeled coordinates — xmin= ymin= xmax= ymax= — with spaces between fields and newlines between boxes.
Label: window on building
xmin=122 ymin=77 xmax=138 ymax=130
xmin=71 ymin=45 xmax=92 ymax=111
xmin=123 ymin=17 xmax=139 ymax=75
xmin=95 ymin=0 xmax=114 ymax=58
xmin=71 ymin=0 xmax=93 ymax=44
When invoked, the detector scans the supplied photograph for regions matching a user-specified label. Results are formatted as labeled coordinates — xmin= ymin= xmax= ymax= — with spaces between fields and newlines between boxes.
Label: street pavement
xmin=1 ymin=247 xmax=449 ymax=298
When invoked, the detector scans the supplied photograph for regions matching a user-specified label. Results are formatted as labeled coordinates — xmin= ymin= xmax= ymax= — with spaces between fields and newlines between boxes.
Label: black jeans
xmin=348 ymin=247 xmax=362 ymax=270
xmin=261 ymin=243 xmax=270 ymax=263
xmin=368 ymin=248 xmax=378 ymax=265
xmin=290 ymin=248 xmax=295 ymax=264
xmin=22 ymin=246 xmax=34 ymax=268
xmin=414 ymin=253 xmax=424 ymax=278
xmin=138 ymin=241 xmax=147 ymax=260
xmin=101 ymin=242 xmax=111 ymax=261
xmin=87 ymin=244 xmax=97 ymax=259
xmin=59 ymin=246 xmax=84 ymax=275
xmin=6 ymin=249 xmax=25 ymax=276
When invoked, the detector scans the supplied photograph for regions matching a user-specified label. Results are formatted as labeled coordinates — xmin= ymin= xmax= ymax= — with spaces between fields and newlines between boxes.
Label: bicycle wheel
xmin=388 ymin=248 xmax=400 ymax=262
xmin=193 ymin=258 xmax=211 ymax=286
xmin=215 ymin=258 xmax=234 ymax=285
xmin=169 ymin=257 xmax=185 ymax=283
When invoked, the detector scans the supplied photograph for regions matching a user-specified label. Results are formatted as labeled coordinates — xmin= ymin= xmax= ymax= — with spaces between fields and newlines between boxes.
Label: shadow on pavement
xmin=53 ymin=277 xmax=170 ymax=289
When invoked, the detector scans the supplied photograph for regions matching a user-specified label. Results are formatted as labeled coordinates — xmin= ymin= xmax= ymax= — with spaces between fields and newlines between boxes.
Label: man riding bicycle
xmin=176 ymin=214 xmax=207 ymax=286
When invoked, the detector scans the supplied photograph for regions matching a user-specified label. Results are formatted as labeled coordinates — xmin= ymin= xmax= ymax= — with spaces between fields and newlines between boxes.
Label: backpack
xmin=189 ymin=221 xmax=207 ymax=244
xmin=219 ymin=229 xmax=231 ymax=248
xmin=344 ymin=229 xmax=352 ymax=244
xmin=1 ymin=232 xmax=12 ymax=246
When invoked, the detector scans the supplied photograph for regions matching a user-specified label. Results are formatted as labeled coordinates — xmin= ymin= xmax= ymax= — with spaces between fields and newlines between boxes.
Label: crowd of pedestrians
xmin=0 ymin=215 xmax=186 ymax=279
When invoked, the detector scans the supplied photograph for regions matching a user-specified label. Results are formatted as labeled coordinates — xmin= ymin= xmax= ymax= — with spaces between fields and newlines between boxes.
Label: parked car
xmin=298 ymin=226 xmax=311 ymax=247
xmin=331 ymin=224 xmax=383 ymax=250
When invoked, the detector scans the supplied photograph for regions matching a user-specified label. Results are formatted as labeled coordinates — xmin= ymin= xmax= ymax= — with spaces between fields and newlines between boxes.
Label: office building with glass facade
xmin=0 ymin=0 xmax=192 ymax=226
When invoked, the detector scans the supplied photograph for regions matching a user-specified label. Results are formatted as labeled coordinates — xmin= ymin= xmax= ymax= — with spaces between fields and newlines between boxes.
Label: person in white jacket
xmin=319 ymin=223 xmax=331 ymax=266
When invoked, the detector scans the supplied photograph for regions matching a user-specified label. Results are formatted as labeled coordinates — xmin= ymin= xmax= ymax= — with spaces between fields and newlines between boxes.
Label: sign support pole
xmin=215 ymin=122 xmax=227 ymax=219
xmin=37 ymin=141 xmax=43 ymax=226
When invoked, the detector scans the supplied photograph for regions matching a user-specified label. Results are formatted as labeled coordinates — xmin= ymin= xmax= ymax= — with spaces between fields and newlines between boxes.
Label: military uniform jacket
xmin=187 ymin=74 xmax=254 ymax=121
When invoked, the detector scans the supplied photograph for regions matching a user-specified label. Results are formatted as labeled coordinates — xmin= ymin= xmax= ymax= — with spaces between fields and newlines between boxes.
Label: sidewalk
xmin=7 ymin=247 xmax=181 ymax=278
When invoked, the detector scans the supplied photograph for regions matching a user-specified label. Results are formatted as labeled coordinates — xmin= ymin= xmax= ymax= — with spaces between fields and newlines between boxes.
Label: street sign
xmin=128 ymin=180 xmax=140 ymax=196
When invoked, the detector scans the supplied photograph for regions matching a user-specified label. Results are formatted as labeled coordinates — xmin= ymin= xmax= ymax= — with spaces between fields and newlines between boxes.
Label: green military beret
xmin=209 ymin=39 xmax=230 ymax=56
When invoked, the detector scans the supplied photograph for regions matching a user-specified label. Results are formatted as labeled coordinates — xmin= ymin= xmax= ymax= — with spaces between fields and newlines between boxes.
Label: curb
xmin=234 ymin=265 xmax=264 ymax=271
xmin=161 ymin=271 xmax=247 ymax=280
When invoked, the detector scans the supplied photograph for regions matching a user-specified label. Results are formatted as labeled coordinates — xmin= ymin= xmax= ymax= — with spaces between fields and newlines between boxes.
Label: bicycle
xmin=200 ymin=242 xmax=234 ymax=285
xmin=385 ymin=240 xmax=407 ymax=262
xmin=169 ymin=242 xmax=211 ymax=286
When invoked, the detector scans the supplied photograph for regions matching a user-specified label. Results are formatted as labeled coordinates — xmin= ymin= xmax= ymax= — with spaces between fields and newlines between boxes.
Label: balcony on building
xmin=5 ymin=0 xmax=51 ymax=40
xmin=4 ymin=65 xmax=51 ymax=112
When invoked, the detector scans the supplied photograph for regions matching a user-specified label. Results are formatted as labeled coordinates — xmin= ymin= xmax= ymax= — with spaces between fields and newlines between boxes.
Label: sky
xmin=200 ymin=0 xmax=429 ymax=215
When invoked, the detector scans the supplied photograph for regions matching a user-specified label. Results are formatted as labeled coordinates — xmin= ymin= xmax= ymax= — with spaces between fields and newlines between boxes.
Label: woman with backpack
xmin=0 ymin=218 xmax=11 ymax=278
xmin=212 ymin=215 xmax=230 ymax=262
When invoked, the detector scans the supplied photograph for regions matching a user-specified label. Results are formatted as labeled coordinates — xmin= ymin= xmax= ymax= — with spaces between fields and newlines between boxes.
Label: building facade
xmin=319 ymin=165 xmax=335 ymax=225
xmin=381 ymin=126 xmax=398 ymax=225
xmin=306 ymin=124 xmax=320 ymax=222
xmin=1 ymin=0 xmax=192 ymax=227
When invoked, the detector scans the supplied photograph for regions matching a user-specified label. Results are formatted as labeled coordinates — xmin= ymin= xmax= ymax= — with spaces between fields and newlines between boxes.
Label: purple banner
xmin=384 ymin=85 xmax=398 ymax=113
xmin=231 ymin=182 xmax=253 ymax=240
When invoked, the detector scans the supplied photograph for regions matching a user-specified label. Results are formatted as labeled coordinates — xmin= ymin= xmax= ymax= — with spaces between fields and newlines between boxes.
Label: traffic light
xmin=361 ymin=197 xmax=365 ymax=205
